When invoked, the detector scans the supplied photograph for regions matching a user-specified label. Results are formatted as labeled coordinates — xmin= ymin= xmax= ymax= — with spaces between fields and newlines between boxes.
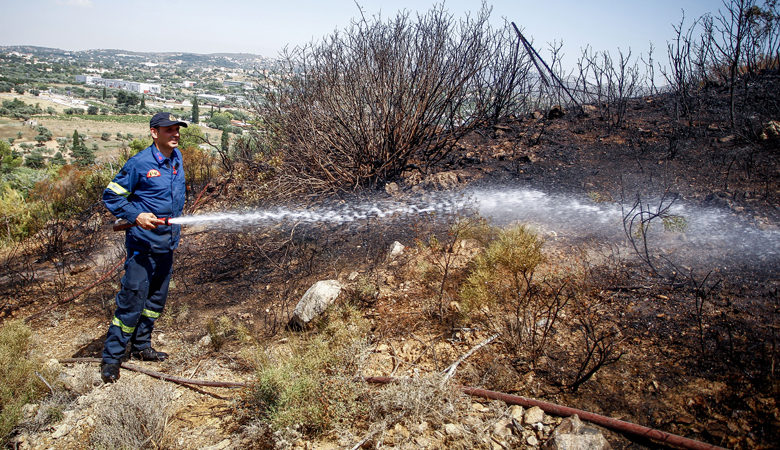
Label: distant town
xmin=0 ymin=45 xmax=278 ymax=169
xmin=0 ymin=45 xmax=281 ymax=114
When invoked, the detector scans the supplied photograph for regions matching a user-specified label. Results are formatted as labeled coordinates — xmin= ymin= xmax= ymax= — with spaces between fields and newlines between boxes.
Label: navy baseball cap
xmin=150 ymin=112 xmax=188 ymax=128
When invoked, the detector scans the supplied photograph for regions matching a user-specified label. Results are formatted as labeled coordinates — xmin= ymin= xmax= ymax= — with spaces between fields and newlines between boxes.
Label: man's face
xmin=151 ymin=125 xmax=180 ymax=152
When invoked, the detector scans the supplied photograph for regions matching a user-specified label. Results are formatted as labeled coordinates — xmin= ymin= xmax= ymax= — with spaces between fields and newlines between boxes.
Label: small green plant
xmin=207 ymin=315 xmax=236 ymax=351
xmin=460 ymin=225 xmax=569 ymax=367
xmin=587 ymin=191 xmax=613 ymax=203
xmin=349 ymin=274 xmax=379 ymax=307
xmin=157 ymin=303 xmax=190 ymax=330
xmin=460 ymin=224 xmax=544 ymax=314
xmin=241 ymin=302 xmax=370 ymax=438
xmin=416 ymin=216 xmax=492 ymax=320
xmin=0 ymin=321 xmax=52 ymax=442
xmin=662 ymin=214 xmax=688 ymax=232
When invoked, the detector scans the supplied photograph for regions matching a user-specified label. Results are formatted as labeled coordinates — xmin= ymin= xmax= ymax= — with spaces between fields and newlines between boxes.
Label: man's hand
xmin=135 ymin=213 xmax=160 ymax=230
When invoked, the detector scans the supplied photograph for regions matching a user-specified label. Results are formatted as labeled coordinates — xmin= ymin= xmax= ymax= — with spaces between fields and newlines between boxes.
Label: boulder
xmin=384 ymin=182 xmax=401 ymax=196
xmin=387 ymin=241 xmax=405 ymax=260
xmin=543 ymin=415 xmax=611 ymax=450
xmin=287 ymin=280 xmax=343 ymax=329
xmin=548 ymin=105 xmax=566 ymax=119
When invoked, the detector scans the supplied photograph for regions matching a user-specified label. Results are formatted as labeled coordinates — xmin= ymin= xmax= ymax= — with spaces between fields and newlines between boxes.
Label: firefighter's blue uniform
xmin=101 ymin=142 xmax=185 ymax=364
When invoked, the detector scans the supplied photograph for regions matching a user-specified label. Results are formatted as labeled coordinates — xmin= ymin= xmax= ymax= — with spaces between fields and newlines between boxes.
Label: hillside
xmin=2 ymin=69 xmax=778 ymax=449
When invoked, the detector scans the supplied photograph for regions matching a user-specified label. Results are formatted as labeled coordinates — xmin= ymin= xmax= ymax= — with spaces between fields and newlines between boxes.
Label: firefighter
xmin=100 ymin=112 xmax=187 ymax=383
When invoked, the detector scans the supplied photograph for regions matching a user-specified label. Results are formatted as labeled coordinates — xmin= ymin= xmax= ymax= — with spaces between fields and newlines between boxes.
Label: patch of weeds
xmin=415 ymin=216 xmax=492 ymax=321
xmin=23 ymin=392 xmax=72 ymax=433
xmin=460 ymin=225 xmax=572 ymax=368
xmin=90 ymin=377 xmax=177 ymax=449
xmin=662 ymin=214 xmax=688 ymax=232
xmin=366 ymin=374 xmax=497 ymax=447
xmin=370 ymin=375 xmax=466 ymax=425
xmin=206 ymin=315 xmax=252 ymax=351
xmin=0 ymin=320 xmax=53 ymax=442
xmin=156 ymin=303 xmax=190 ymax=330
xmin=350 ymin=274 xmax=379 ymax=307
xmin=68 ymin=362 xmax=101 ymax=395
xmin=588 ymin=191 xmax=613 ymax=203
xmin=240 ymin=302 xmax=371 ymax=441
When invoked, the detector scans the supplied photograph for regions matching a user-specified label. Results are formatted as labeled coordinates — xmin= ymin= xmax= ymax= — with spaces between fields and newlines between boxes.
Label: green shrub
xmin=242 ymin=302 xmax=370 ymax=437
xmin=0 ymin=184 xmax=45 ymax=245
xmin=0 ymin=321 xmax=50 ymax=442
xmin=460 ymin=224 xmax=544 ymax=315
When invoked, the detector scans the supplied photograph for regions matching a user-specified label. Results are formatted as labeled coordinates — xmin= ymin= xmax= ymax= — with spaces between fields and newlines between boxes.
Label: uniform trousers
xmin=102 ymin=250 xmax=173 ymax=364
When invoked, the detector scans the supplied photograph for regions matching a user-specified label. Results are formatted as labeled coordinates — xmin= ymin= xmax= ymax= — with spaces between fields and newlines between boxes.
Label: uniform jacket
xmin=103 ymin=143 xmax=186 ymax=253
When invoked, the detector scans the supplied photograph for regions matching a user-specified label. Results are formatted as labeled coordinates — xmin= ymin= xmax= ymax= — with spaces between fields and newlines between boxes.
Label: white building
xmin=196 ymin=93 xmax=226 ymax=102
xmin=75 ymin=75 xmax=162 ymax=94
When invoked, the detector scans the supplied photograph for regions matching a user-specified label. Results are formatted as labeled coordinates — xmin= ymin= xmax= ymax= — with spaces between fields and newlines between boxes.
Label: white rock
xmin=288 ymin=280 xmax=343 ymax=328
xmin=21 ymin=403 xmax=38 ymax=421
xmin=509 ymin=405 xmax=525 ymax=421
xmin=198 ymin=335 xmax=212 ymax=347
xmin=493 ymin=418 xmax=513 ymax=436
xmin=51 ymin=424 xmax=72 ymax=439
xmin=348 ymin=271 xmax=359 ymax=281
xmin=444 ymin=423 xmax=463 ymax=436
xmin=524 ymin=406 xmax=545 ymax=425
xmin=544 ymin=415 xmax=612 ymax=450
xmin=202 ymin=439 xmax=231 ymax=450
xmin=387 ymin=241 xmax=405 ymax=260
xmin=393 ymin=423 xmax=410 ymax=439
xmin=415 ymin=436 xmax=431 ymax=447
xmin=527 ymin=434 xmax=539 ymax=446
xmin=472 ymin=402 xmax=489 ymax=412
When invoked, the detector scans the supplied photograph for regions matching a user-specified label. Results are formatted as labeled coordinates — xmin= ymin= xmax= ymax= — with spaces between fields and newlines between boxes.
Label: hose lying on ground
xmin=364 ymin=376 xmax=726 ymax=450
xmin=56 ymin=358 xmax=725 ymax=450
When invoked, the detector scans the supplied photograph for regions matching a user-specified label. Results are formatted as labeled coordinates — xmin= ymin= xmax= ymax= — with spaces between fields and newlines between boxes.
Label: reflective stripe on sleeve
xmin=107 ymin=182 xmax=131 ymax=197
xmin=112 ymin=316 xmax=136 ymax=334
xmin=141 ymin=309 xmax=161 ymax=319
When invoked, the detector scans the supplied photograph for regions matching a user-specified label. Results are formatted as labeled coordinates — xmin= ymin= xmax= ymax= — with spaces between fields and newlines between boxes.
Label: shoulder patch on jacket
xmin=146 ymin=169 xmax=161 ymax=178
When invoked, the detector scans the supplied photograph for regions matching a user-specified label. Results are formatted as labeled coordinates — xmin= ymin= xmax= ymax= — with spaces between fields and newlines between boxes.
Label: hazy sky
xmin=1 ymin=0 xmax=720 ymax=66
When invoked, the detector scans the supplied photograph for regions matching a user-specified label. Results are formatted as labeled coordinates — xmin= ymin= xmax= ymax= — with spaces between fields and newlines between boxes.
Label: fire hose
xmin=112 ymin=217 xmax=171 ymax=231
xmin=365 ymin=377 xmax=726 ymax=450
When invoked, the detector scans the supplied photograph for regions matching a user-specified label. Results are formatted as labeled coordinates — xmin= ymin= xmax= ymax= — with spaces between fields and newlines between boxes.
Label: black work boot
xmin=131 ymin=347 xmax=168 ymax=361
xmin=100 ymin=362 xmax=120 ymax=383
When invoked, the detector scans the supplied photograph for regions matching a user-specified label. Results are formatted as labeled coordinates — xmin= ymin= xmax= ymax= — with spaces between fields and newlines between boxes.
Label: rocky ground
xmin=2 ymin=76 xmax=779 ymax=449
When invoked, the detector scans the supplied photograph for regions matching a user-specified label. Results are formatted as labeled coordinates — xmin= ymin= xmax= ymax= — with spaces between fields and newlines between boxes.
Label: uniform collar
xmin=151 ymin=144 xmax=179 ymax=166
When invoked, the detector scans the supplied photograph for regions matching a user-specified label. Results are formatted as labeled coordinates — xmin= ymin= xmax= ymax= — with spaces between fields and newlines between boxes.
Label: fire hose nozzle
xmin=112 ymin=217 xmax=170 ymax=231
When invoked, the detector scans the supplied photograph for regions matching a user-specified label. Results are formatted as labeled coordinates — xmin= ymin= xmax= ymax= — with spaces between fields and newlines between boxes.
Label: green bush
xmin=460 ymin=224 xmax=544 ymax=315
xmin=0 ymin=321 xmax=51 ymax=442
xmin=0 ymin=184 xmax=45 ymax=245
xmin=243 ymin=302 xmax=370 ymax=436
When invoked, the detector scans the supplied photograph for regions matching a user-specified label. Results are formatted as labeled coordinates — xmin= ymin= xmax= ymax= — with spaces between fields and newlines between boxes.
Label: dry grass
xmin=90 ymin=377 xmax=178 ymax=449
xmin=365 ymin=374 xmax=510 ymax=448
xmin=0 ymin=320 xmax=53 ymax=443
